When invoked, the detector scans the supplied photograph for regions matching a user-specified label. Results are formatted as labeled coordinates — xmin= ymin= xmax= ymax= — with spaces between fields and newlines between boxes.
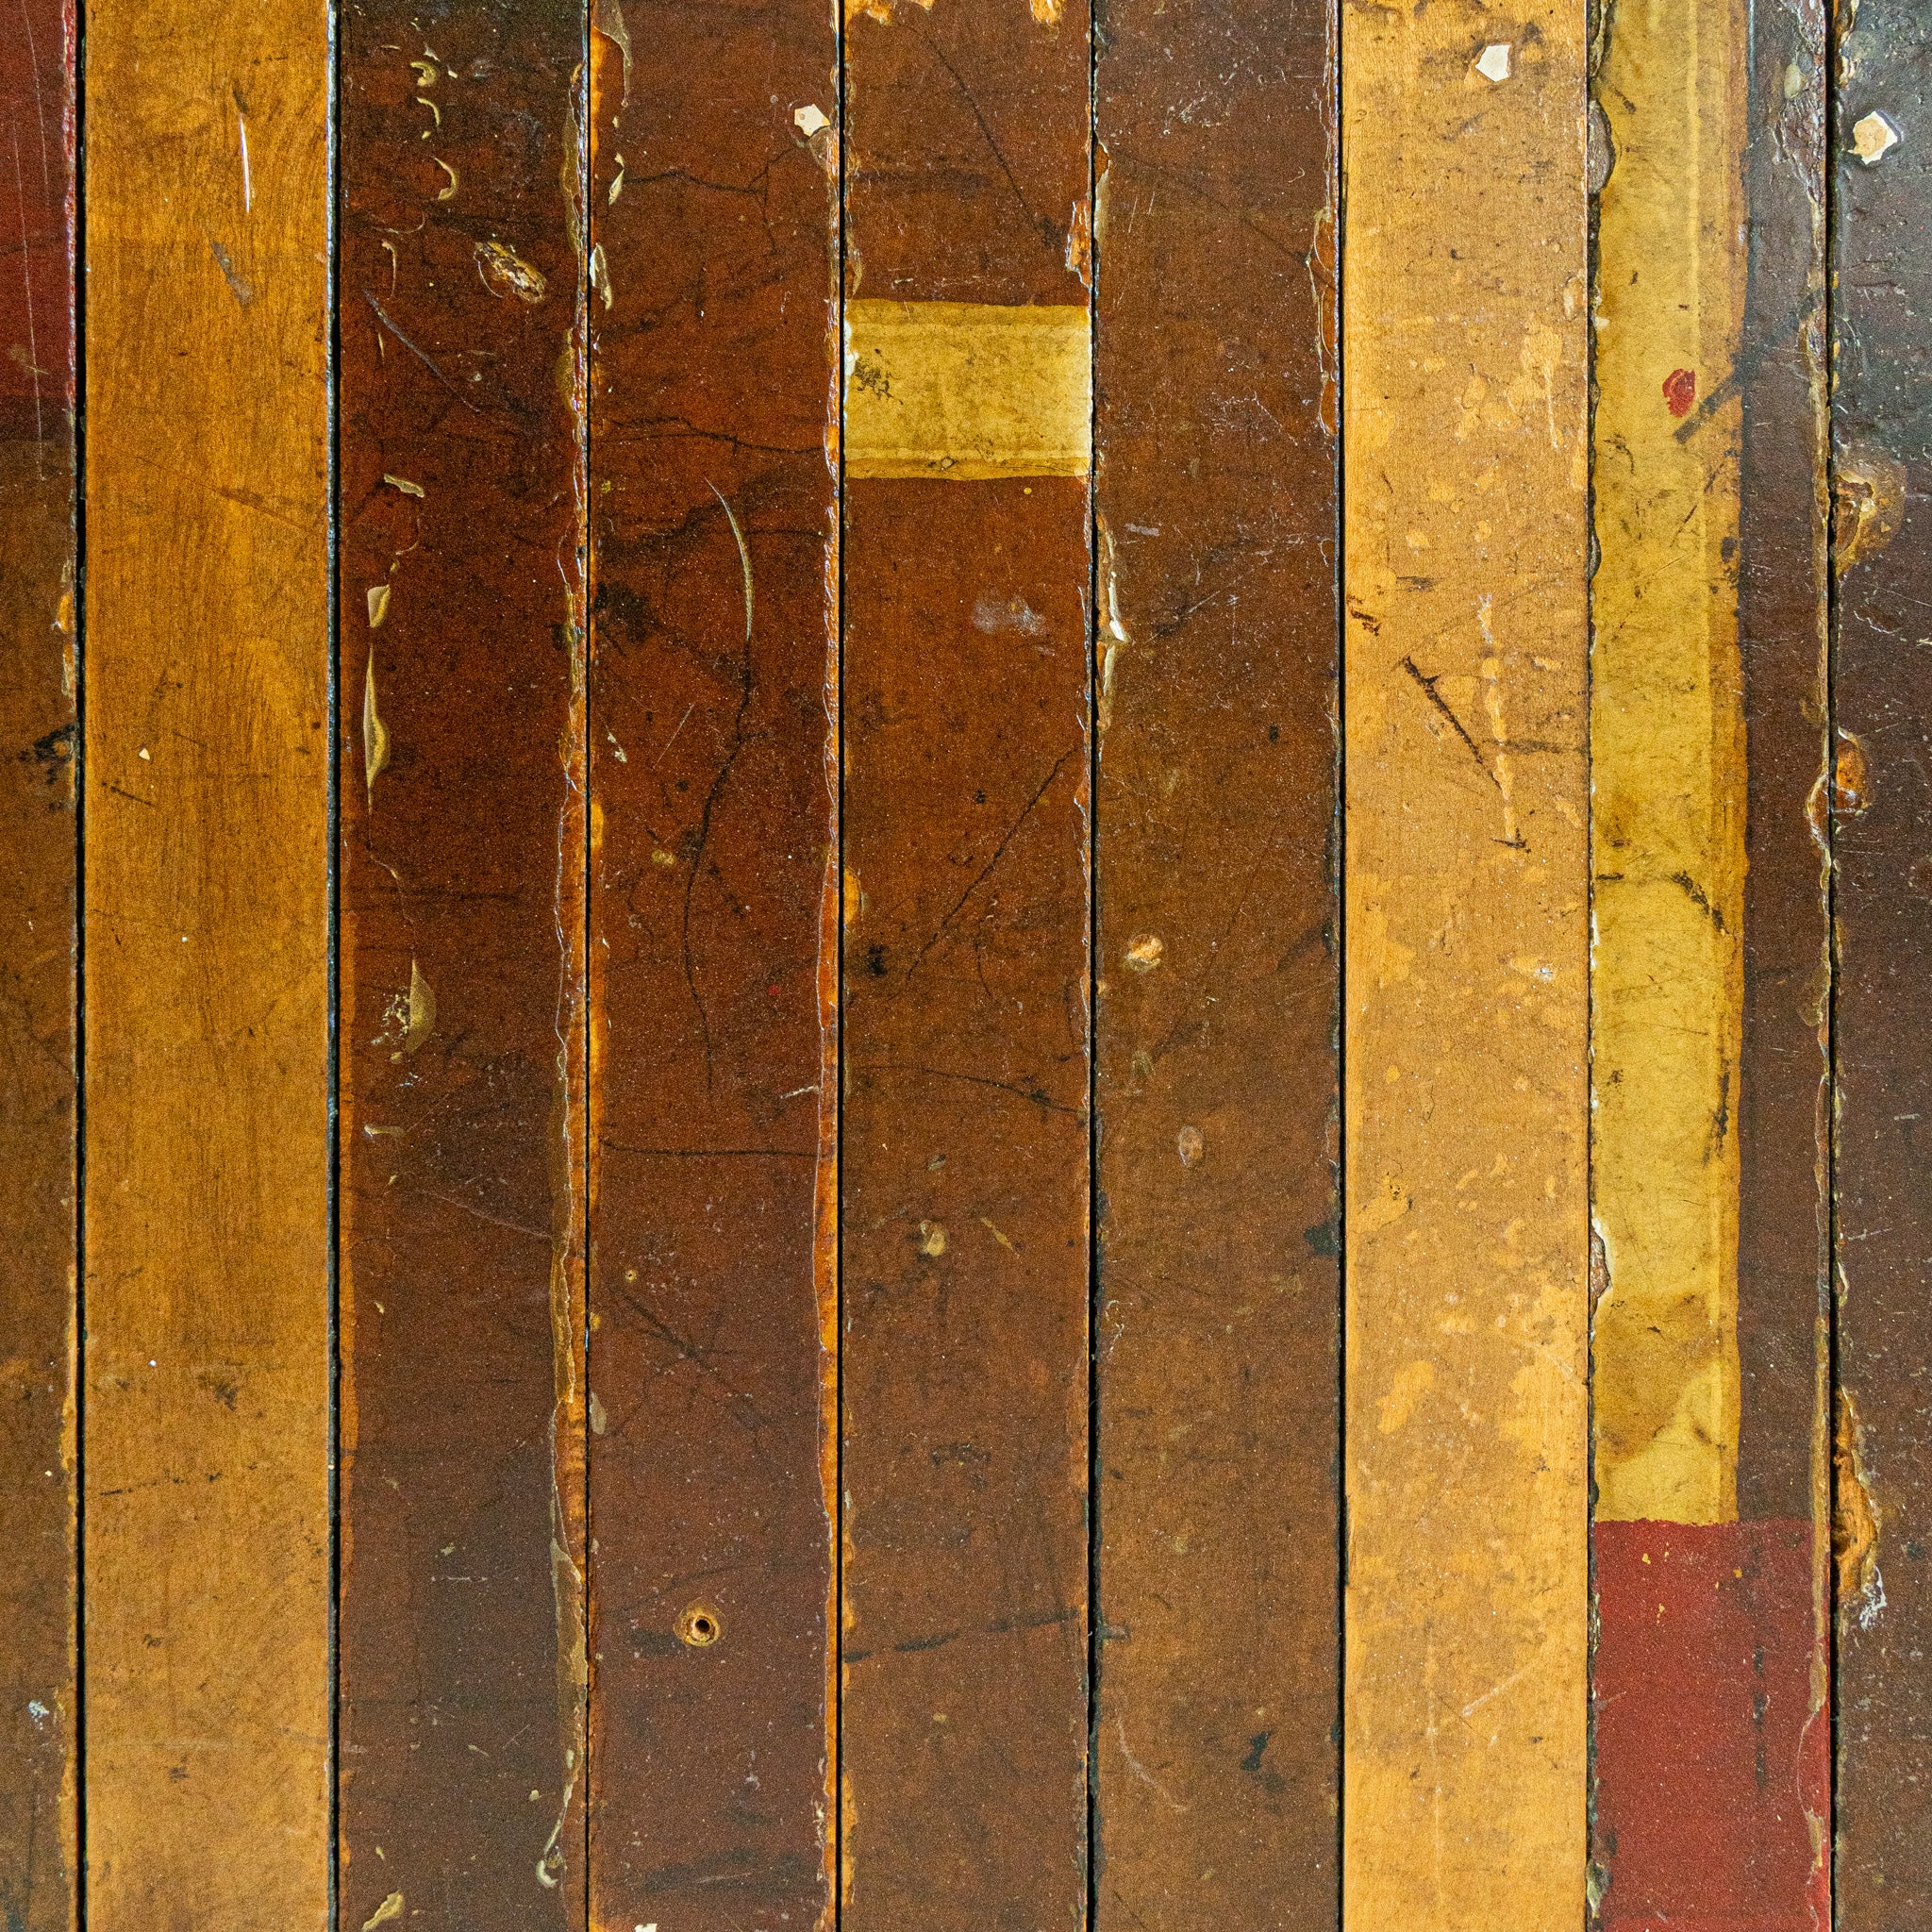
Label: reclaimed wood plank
xmin=840 ymin=0 xmax=1092 ymax=1921
xmin=335 ymin=5 xmax=590 ymax=1921
xmin=1587 ymin=0 xmax=1832 ymax=1924
xmin=582 ymin=0 xmax=838 ymax=1924
xmin=1833 ymin=4 xmax=1932 ymax=1921
xmin=0 ymin=0 xmax=75 ymax=1924
xmin=1090 ymin=0 xmax=1341 ymax=1917
xmin=1340 ymin=2 xmax=1591 ymax=1924
xmin=80 ymin=0 xmax=332 ymax=1919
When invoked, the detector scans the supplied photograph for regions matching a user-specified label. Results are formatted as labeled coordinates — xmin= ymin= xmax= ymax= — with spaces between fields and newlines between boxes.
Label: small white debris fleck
xmin=1854 ymin=110 xmax=1902 ymax=164
xmin=138 ymin=746 xmax=150 ymax=760
xmin=26 ymin=1701 xmax=49 ymax=1726
xmin=793 ymin=103 xmax=829 ymax=138
xmin=1475 ymin=42 xmax=1512 ymax=82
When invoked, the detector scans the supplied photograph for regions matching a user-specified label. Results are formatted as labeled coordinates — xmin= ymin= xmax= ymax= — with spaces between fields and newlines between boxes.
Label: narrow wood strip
xmin=81 ymin=0 xmax=332 ymax=1919
xmin=336 ymin=8 xmax=589 ymax=1921
xmin=1587 ymin=0 xmax=1832 ymax=1921
xmin=583 ymin=0 xmax=838 ymax=1923
xmin=1833 ymin=2 xmax=1932 ymax=1918
xmin=841 ymin=0 xmax=1092 ymax=1920
xmin=1340 ymin=1 xmax=1591 ymax=1923
xmin=0 ymin=1 xmax=76 ymax=1924
xmin=1090 ymin=0 xmax=1341 ymax=1915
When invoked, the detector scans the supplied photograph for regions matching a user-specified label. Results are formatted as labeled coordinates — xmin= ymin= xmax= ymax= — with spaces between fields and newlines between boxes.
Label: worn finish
xmin=0 ymin=0 xmax=75 ymax=1924
xmin=583 ymin=0 xmax=838 ymax=1924
xmin=1591 ymin=0 xmax=1749 ymax=1531
xmin=81 ymin=0 xmax=333 ymax=1920
xmin=336 ymin=6 xmax=588 ymax=1921
xmin=841 ymin=2 xmax=1092 ymax=1923
xmin=1833 ymin=0 xmax=1932 ymax=1918
xmin=1341 ymin=1 xmax=1591 ymax=1924
xmin=1091 ymin=0 xmax=1340 ymax=1918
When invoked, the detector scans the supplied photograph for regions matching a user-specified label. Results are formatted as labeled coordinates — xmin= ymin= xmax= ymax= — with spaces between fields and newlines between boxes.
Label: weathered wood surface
xmin=1587 ymin=0 xmax=1831 ymax=1924
xmin=1834 ymin=3 xmax=1932 ymax=1921
xmin=336 ymin=5 xmax=589 ymax=1922
xmin=80 ymin=0 xmax=333 ymax=1921
xmin=0 ymin=1 xmax=75 ymax=1925
xmin=583 ymin=0 xmax=838 ymax=1925
xmin=840 ymin=0 xmax=1093 ymax=1922
xmin=1091 ymin=0 xmax=1341 ymax=1920
xmin=1341 ymin=1 xmax=1591 ymax=1924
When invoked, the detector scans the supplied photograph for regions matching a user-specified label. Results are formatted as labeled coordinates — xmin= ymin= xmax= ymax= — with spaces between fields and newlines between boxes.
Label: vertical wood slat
xmin=1587 ymin=0 xmax=1832 ymax=1923
xmin=1340 ymin=2 xmax=1591 ymax=1925
xmin=1090 ymin=0 xmax=1341 ymax=1918
xmin=0 ymin=1 xmax=75 ymax=1925
xmin=335 ymin=4 xmax=590 ymax=1921
xmin=583 ymin=0 xmax=839 ymax=1923
xmin=81 ymin=0 xmax=333 ymax=1921
xmin=1833 ymin=3 xmax=1932 ymax=1920
xmin=839 ymin=0 xmax=1092 ymax=1923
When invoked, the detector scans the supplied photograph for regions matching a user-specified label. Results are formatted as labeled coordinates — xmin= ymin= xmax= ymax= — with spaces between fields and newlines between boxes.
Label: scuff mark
xmin=208 ymin=236 xmax=253 ymax=307
xmin=1835 ymin=1388 xmax=1884 ymax=1629
xmin=1834 ymin=442 xmax=1906 ymax=572
xmin=362 ymin=654 xmax=390 ymax=807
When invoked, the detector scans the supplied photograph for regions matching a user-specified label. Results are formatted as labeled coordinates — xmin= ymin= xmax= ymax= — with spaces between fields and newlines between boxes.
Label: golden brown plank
xmin=0 ymin=0 xmax=75 ymax=1924
xmin=1341 ymin=2 xmax=1591 ymax=1923
xmin=81 ymin=0 xmax=332 ymax=1920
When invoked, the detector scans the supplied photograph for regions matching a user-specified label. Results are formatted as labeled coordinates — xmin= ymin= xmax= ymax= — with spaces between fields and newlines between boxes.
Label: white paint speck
xmin=1475 ymin=42 xmax=1512 ymax=82
xmin=793 ymin=103 xmax=828 ymax=138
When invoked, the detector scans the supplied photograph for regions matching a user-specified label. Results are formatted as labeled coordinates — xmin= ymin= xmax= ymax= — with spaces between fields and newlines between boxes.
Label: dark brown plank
xmin=582 ymin=2 xmax=837 ymax=1925
xmin=841 ymin=2 xmax=1093 ymax=1924
xmin=1833 ymin=5 xmax=1932 ymax=1921
xmin=0 ymin=1 xmax=75 ymax=1924
xmin=82 ymin=0 xmax=333 ymax=1916
xmin=1090 ymin=0 xmax=1340 ymax=1918
xmin=336 ymin=8 xmax=589 ymax=1922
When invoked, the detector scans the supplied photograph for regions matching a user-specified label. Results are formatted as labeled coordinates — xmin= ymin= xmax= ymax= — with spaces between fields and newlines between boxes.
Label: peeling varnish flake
xmin=362 ymin=654 xmax=390 ymax=805
xmin=475 ymin=239 xmax=548 ymax=304
xmin=589 ymin=1391 xmax=608 ymax=1435
xmin=1065 ymin=198 xmax=1091 ymax=289
xmin=416 ymin=95 xmax=441 ymax=132
xmin=608 ymin=155 xmax=625 ymax=202
xmin=404 ymin=961 xmax=437 ymax=1053
xmin=1852 ymin=108 xmax=1901 ymax=163
xmin=361 ymin=1894 xmax=404 ymax=1931
xmin=1031 ymin=0 xmax=1064 ymax=18
xmin=409 ymin=57 xmax=438 ymax=88
xmin=594 ymin=0 xmax=632 ymax=108
xmin=434 ymin=157 xmax=458 ymax=201
xmin=383 ymin=473 xmax=425 ymax=498
xmin=589 ymin=242 xmax=612 ymax=310
xmin=794 ymin=104 xmax=829 ymax=139
xmin=366 ymin=583 xmax=391 ymax=628
xmin=1835 ymin=1389 xmax=1884 ymax=1628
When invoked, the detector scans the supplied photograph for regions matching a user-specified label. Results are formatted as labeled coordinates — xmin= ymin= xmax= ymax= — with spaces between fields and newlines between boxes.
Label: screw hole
xmin=677 ymin=1604 xmax=722 ymax=1648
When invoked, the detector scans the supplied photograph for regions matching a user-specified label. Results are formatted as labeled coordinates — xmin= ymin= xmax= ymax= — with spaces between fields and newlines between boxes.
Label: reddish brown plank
xmin=336 ymin=7 xmax=589 ymax=1921
xmin=841 ymin=1 xmax=1093 ymax=1923
xmin=1090 ymin=0 xmax=1341 ymax=1918
xmin=0 ymin=1 xmax=75 ymax=1924
xmin=582 ymin=1 xmax=838 ymax=1924
xmin=1833 ymin=2 xmax=1932 ymax=1919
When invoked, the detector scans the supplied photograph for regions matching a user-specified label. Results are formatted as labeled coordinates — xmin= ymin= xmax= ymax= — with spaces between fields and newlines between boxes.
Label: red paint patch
xmin=1593 ymin=1520 xmax=1827 ymax=1932
xmin=1664 ymin=367 xmax=1698 ymax=418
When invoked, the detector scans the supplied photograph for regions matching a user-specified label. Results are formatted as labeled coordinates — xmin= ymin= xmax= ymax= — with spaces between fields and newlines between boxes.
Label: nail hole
xmin=677 ymin=1604 xmax=722 ymax=1647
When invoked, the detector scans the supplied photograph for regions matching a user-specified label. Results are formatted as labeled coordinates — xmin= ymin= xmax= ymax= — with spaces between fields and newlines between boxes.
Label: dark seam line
xmin=73 ymin=0 xmax=90 ymax=1917
xmin=1330 ymin=0 xmax=1346 ymax=1913
xmin=1583 ymin=8 xmax=1600 ymax=1916
xmin=578 ymin=3 xmax=594 ymax=1912
xmin=1084 ymin=0 xmax=1100 ymax=1923
xmin=834 ymin=0 xmax=848 ymax=1918
xmin=325 ymin=0 xmax=343 ymax=1919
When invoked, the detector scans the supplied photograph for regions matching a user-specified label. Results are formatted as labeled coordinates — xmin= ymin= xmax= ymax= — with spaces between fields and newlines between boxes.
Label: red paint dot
xmin=767 ymin=984 xmax=782 ymax=997
xmin=1663 ymin=367 xmax=1696 ymax=418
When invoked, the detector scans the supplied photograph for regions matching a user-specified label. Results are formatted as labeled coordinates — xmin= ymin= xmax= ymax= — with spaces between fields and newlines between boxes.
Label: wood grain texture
xmin=1340 ymin=2 xmax=1590 ymax=1924
xmin=81 ymin=0 xmax=332 ymax=1921
xmin=336 ymin=5 xmax=589 ymax=1922
xmin=1833 ymin=1 xmax=1932 ymax=1919
xmin=583 ymin=1 xmax=838 ymax=1924
xmin=1090 ymin=0 xmax=1341 ymax=1918
xmin=0 ymin=0 xmax=75 ymax=1924
xmin=841 ymin=0 xmax=1092 ymax=1922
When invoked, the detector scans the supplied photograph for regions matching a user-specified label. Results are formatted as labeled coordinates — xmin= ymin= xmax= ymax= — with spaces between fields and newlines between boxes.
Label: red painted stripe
xmin=1592 ymin=1520 xmax=1827 ymax=1932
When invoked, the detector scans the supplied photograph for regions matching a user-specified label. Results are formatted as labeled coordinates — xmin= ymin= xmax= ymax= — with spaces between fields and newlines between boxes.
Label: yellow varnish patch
xmin=843 ymin=300 xmax=1091 ymax=479
xmin=1591 ymin=0 xmax=1749 ymax=1528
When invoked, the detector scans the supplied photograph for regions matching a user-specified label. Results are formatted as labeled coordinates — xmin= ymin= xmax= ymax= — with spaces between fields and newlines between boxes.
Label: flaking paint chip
xmin=361 ymin=1896 xmax=404 ymax=1932
xmin=1854 ymin=110 xmax=1902 ymax=163
xmin=1124 ymin=933 xmax=1164 ymax=973
xmin=1475 ymin=42 xmax=1512 ymax=82
xmin=793 ymin=103 xmax=829 ymax=137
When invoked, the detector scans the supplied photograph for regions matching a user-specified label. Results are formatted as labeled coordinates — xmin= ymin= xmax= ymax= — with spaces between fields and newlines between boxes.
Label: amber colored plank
xmin=841 ymin=0 xmax=1092 ymax=1922
xmin=0 ymin=2 xmax=75 ymax=1924
xmin=582 ymin=0 xmax=837 ymax=1924
xmin=1834 ymin=6 xmax=1932 ymax=1920
xmin=1340 ymin=3 xmax=1590 ymax=1924
xmin=1586 ymin=0 xmax=1832 ymax=1923
xmin=81 ymin=0 xmax=331 ymax=1921
xmin=1090 ymin=0 xmax=1340 ymax=1917
xmin=336 ymin=6 xmax=589 ymax=1922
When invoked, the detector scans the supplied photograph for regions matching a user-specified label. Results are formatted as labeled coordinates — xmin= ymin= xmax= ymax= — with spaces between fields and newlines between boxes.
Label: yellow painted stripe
xmin=843 ymin=301 xmax=1091 ymax=478
xmin=1341 ymin=2 xmax=1591 ymax=1923
xmin=1590 ymin=0 xmax=1749 ymax=1528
